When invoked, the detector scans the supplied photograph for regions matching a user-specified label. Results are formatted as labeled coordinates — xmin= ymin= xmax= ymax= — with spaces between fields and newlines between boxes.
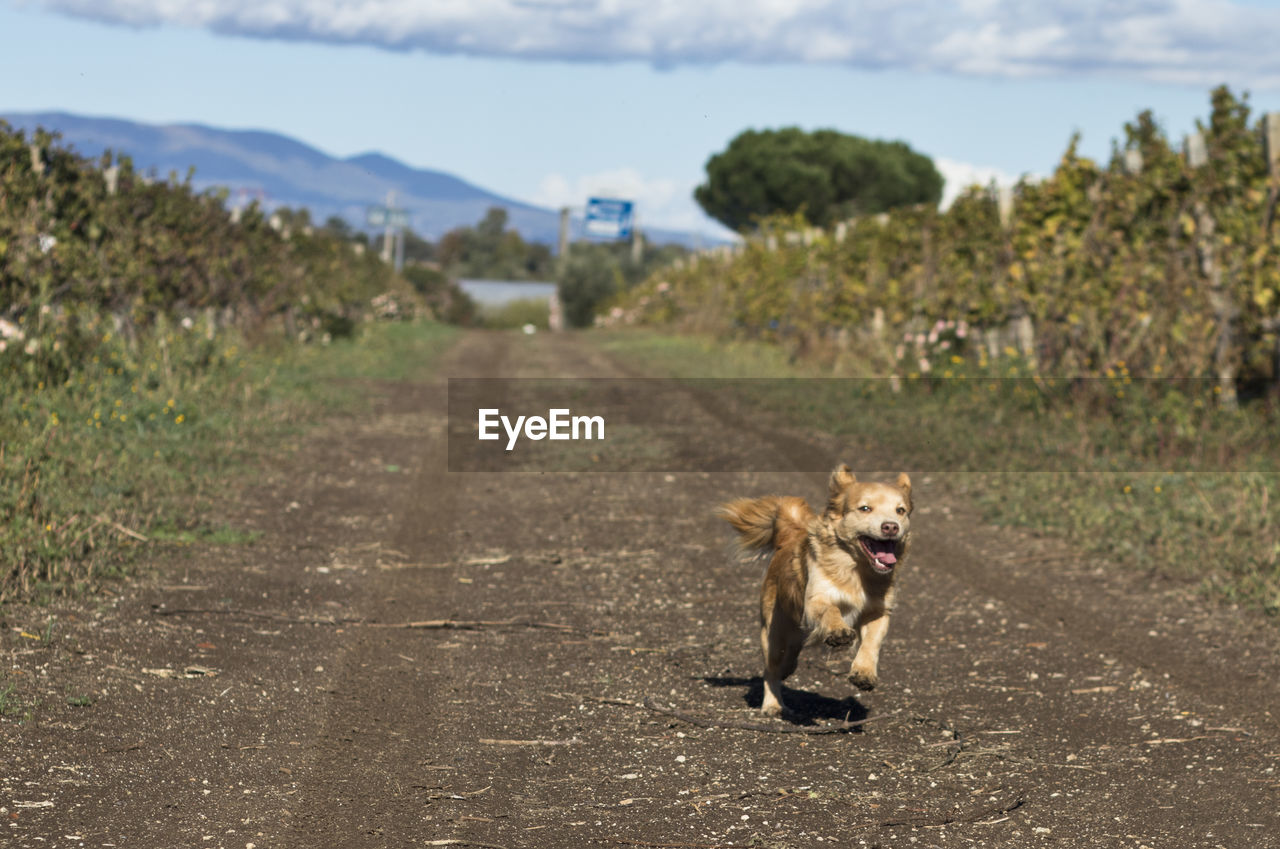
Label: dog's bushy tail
xmin=716 ymin=496 xmax=812 ymax=554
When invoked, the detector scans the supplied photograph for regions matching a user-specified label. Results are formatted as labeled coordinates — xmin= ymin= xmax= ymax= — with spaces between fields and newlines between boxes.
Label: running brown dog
xmin=718 ymin=465 xmax=913 ymax=716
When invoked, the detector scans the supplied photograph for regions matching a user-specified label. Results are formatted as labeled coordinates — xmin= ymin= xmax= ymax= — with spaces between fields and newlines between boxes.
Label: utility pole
xmin=558 ymin=207 xmax=571 ymax=262
xmin=382 ymin=189 xmax=396 ymax=264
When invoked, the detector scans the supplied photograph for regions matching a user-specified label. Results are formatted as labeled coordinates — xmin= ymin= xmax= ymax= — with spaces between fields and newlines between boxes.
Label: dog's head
xmin=823 ymin=464 xmax=912 ymax=576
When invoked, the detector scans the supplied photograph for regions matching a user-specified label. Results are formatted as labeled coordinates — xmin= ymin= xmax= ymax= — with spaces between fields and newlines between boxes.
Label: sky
xmin=4 ymin=1 xmax=1280 ymax=241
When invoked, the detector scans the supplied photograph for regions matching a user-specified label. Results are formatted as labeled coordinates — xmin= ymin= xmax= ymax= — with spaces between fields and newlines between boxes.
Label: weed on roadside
xmin=1 ymin=320 xmax=457 ymax=602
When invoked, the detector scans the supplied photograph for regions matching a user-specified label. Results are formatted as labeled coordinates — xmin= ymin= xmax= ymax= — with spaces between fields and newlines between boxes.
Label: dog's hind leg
xmin=761 ymin=616 xmax=803 ymax=716
xmin=848 ymin=611 xmax=890 ymax=691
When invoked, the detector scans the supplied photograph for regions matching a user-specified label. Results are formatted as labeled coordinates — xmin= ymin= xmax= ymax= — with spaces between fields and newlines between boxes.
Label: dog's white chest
xmin=805 ymin=561 xmax=865 ymax=624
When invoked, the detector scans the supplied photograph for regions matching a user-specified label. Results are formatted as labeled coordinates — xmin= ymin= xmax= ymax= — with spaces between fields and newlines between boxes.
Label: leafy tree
xmin=694 ymin=127 xmax=943 ymax=232
xmin=557 ymin=238 xmax=689 ymax=327
xmin=400 ymin=228 xmax=435 ymax=264
xmin=559 ymin=247 xmax=623 ymax=328
xmin=434 ymin=207 xmax=554 ymax=280
xmin=401 ymin=264 xmax=476 ymax=325
xmin=321 ymin=215 xmax=354 ymax=240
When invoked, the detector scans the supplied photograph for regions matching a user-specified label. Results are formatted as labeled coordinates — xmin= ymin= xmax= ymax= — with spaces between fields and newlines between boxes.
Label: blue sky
xmin=5 ymin=1 xmax=1280 ymax=240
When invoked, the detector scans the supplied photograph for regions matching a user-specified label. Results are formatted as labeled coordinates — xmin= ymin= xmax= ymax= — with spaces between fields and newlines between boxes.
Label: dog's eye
xmin=857 ymin=505 xmax=872 ymax=513
xmin=897 ymin=506 xmax=906 ymax=515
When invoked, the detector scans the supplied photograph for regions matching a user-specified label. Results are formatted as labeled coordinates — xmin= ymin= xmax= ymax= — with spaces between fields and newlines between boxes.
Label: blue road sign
xmin=367 ymin=207 xmax=410 ymax=228
xmin=584 ymin=197 xmax=634 ymax=240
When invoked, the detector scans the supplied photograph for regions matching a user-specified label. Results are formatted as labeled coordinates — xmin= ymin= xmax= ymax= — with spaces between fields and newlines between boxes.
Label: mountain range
xmin=1 ymin=111 xmax=715 ymax=248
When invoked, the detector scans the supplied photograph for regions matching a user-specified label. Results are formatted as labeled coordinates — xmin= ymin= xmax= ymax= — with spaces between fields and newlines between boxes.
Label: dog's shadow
xmin=702 ymin=674 xmax=868 ymax=729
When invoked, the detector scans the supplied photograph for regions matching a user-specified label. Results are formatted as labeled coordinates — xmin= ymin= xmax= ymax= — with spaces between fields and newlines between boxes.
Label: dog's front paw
xmin=848 ymin=669 xmax=878 ymax=691
xmin=824 ymin=628 xmax=856 ymax=649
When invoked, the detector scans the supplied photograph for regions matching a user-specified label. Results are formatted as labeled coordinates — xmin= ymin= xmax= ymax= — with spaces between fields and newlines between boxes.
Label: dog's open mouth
xmin=858 ymin=536 xmax=899 ymax=573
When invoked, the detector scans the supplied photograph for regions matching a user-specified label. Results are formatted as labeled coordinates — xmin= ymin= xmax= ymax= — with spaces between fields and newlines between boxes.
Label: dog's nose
xmin=881 ymin=521 xmax=899 ymax=537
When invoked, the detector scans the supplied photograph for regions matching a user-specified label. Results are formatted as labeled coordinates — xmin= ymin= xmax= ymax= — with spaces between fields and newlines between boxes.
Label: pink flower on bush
xmin=0 ymin=318 xmax=23 ymax=341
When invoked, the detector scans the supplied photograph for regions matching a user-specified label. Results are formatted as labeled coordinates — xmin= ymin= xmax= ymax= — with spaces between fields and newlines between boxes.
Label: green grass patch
xmin=1 ymin=319 xmax=457 ymax=602
xmin=145 ymin=522 xmax=264 ymax=546
xmin=285 ymin=319 xmax=460 ymax=383
xmin=597 ymin=329 xmax=1280 ymax=616
xmin=0 ymin=679 xmax=37 ymax=722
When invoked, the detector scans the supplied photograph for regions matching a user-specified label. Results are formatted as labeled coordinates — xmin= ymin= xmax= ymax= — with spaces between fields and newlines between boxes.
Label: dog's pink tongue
xmin=868 ymin=539 xmax=898 ymax=565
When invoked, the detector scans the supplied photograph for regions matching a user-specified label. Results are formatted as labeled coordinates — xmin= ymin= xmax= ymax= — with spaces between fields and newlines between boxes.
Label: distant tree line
xmin=325 ymin=206 xmax=690 ymax=328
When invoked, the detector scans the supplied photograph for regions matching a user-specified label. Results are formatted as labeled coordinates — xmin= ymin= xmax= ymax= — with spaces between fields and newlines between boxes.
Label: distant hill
xmin=1 ymin=111 xmax=717 ymax=248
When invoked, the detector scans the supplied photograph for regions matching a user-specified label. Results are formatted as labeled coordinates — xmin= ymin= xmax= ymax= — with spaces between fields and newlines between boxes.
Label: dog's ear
xmin=827 ymin=464 xmax=856 ymax=510
xmin=895 ymin=472 xmax=913 ymax=512
xmin=895 ymin=472 xmax=911 ymax=496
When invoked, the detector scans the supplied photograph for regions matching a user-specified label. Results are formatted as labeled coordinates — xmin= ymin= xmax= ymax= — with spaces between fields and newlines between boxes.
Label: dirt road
xmin=5 ymin=329 xmax=1280 ymax=848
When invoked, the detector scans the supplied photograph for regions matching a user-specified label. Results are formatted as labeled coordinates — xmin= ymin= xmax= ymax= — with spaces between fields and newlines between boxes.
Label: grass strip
xmin=1 ymin=319 xmax=457 ymax=602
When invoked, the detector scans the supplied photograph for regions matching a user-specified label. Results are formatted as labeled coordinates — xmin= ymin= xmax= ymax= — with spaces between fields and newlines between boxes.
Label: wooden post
xmin=1261 ymin=113 xmax=1280 ymax=397
xmin=984 ymin=327 xmax=1001 ymax=362
xmin=1262 ymin=114 xmax=1280 ymax=236
xmin=1123 ymin=148 xmax=1143 ymax=175
xmin=1185 ymin=132 xmax=1208 ymax=169
xmin=1013 ymin=314 xmax=1036 ymax=361
xmin=1263 ymin=113 xmax=1280 ymax=177
xmin=1193 ymin=200 xmax=1240 ymax=410
xmin=992 ymin=182 xmax=1033 ymax=364
xmin=995 ymin=185 xmax=1014 ymax=230
xmin=1184 ymin=133 xmax=1239 ymax=408
xmin=548 ymin=290 xmax=564 ymax=332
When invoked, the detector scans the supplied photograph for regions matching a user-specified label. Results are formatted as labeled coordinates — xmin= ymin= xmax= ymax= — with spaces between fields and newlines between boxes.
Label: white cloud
xmin=528 ymin=167 xmax=736 ymax=239
xmin=933 ymin=157 xmax=1029 ymax=210
xmin=30 ymin=0 xmax=1280 ymax=88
